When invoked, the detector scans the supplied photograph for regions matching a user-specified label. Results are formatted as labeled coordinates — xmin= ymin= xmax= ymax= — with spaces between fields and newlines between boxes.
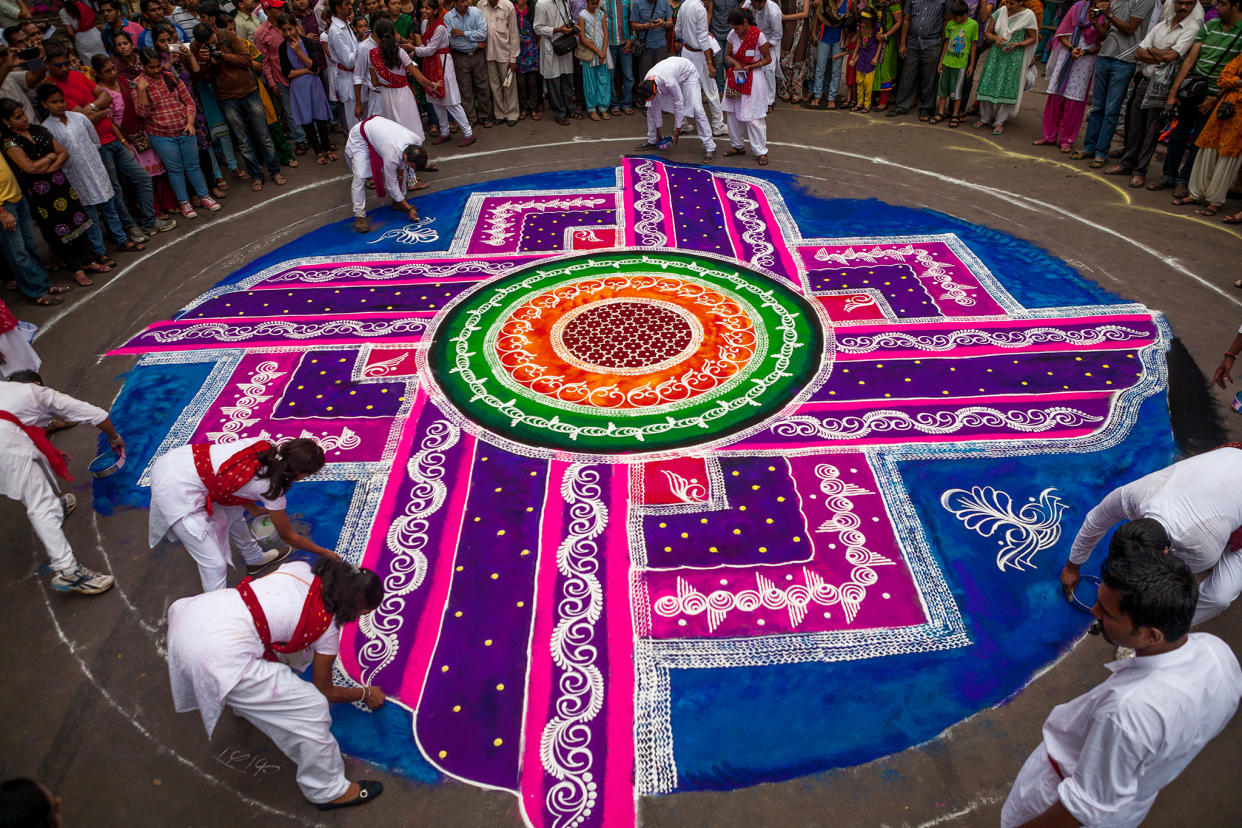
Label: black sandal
xmin=117 ymin=240 xmax=145 ymax=253
xmin=317 ymin=780 xmax=383 ymax=811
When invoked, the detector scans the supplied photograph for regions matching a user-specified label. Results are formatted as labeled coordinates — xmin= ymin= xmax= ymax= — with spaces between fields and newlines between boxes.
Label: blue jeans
xmin=98 ymin=140 xmax=154 ymax=231
xmin=276 ymin=82 xmax=307 ymax=144
xmin=0 ymin=197 xmax=51 ymax=299
xmin=813 ymin=38 xmax=843 ymax=99
xmin=1082 ymin=56 xmax=1135 ymax=159
xmin=714 ymin=34 xmax=728 ymax=95
xmin=85 ymin=200 xmax=127 ymax=255
xmin=609 ymin=42 xmax=635 ymax=109
xmin=149 ymin=133 xmax=210 ymax=203
xmin=219 ymin=91 xmax=281 ymax=182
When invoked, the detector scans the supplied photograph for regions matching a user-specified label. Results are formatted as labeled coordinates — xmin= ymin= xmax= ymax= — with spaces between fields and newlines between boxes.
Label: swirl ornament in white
xmin=812 ymin=243 xmax=976 ymax=307
xmin=144 ymin=318 xmax=429 ymax=343
xmin=836 ymin=324 xmax=1151 ymax=354
xmin=363 ymin=353 xmax=410 ymax=378
xmin=266 ymin=259 xmax=515 ymax=283
xmin=843 ymin=294 xmax=876 ymax=313
xmin=356 ymin=420 xmax=460 ymax=683
xmin=478 ymin=197 xmax=609 ymax=247
xmin=658 ymin=470 xmax=707 ymax=503
xmin=770 ymin=407 xmax=1105 ymax=440
xmin=204 ymin=361 xmax=285 ymax=441
xmin=540 ymin=465 xmax=607 ymax=828
xmin=722 ymin=179 xmax=775 ymax=269
xmin=940 ymin=486 xmax=1066 ymax=572
xmin=366 ymin=217 xmax=440 ymax=245
xmin=652 ymin=465 xmax=893 ymax=629
xmin=632 ymin=160 xmax=668 ymax=247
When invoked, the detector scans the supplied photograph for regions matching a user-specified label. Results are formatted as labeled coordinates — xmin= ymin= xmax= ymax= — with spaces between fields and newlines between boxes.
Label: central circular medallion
xmin=425 ymin=250 xmax=828 ymax=456
xmin=554 ymin=299 xmax=702 ymax=373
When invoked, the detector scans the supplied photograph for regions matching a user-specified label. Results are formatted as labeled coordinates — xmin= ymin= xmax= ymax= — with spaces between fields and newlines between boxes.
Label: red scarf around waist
xmin=0 ymin=410 xmax=72 ymax=481
xmin=420 ymin=17 xmax=449 ymax=99
xmin=369 ymin=47 xmax=409 ymax=89
xmin=192 ymin=440 xmax=271 ymax=516
xmin=236 ymin=574 xmax=334 ymax=662
xmin=727 ymin=25 xmax=761 ymax=97
xmin=1218 ymin=442 xmax=1242 ymax=551
xmin=357 ymin=115 xmax=392 ymax=199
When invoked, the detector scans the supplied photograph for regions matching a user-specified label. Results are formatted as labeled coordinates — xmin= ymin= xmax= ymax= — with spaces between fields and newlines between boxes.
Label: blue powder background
xmin=94 ymin=164 xmax=1174 ymax=793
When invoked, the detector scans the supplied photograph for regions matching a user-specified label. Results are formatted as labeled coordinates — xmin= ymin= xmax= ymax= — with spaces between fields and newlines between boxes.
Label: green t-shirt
xmin=395 ymin=12 xmax=416 ymax=38
xmin=942 ymin=18 xmax=978 ymax=69
xmin=1194 ymin=18 xmax=1242 ymax=96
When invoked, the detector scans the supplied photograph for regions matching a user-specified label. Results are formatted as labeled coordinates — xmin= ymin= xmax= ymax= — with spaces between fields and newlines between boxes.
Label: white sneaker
xmin=246 ymin=546 xmax=293 ymax=576
xmin=51 ymin=565 xmax=114 ymax=595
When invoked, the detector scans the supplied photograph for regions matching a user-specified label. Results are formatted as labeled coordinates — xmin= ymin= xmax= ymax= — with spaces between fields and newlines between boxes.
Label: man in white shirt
xmin=1004 ymin=541 xmax=1242 ymax=828
xmin=479 ymin=0 xmax=519 ymax=126
xmin=741 ymin=0 xmax=781 ymax=106
xmin=634 ymin=54 xmax=717 ymax=160
xmin=675 ymin=0 xmax=725 ymax=135
xmin=1106 ymin=0 xmax=1201 ymax=186
xmin=1060 ymin=446 xmax=1242 ymax=625
xmin=345 ymin=115 xmax=432 ymax=232
xmin=324 ymin=0 xmax=359 ymax=127
xmin=0 ymin=375 xmax=123 ymax=595
xmin=351 ymin=17 xmax=381 ymax=122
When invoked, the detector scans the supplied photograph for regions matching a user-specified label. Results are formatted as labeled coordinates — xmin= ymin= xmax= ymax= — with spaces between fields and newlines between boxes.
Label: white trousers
xmin=346 ymin=145 xmax=416 ymax=218
xmin=1000 ymin=743 xmax=1059 ymax=828
xmin=980 ymin=100 xmax=1015 ymax=126
xmin=6 ymin=460 xmax=75 ymax=572
xmin=726 ymin=111 xmax=767 ymax=156
xmin=1188 ymin=148 xmax=1242 ymax=206
xmin=682 ymin=47 xmax=724 ymax=133
xmin=431 ymin=100 xmax=472 ymax=137
xmin=1193 ymin=546 xmax=1242 ymax=626
xmin=764 ymin=42 xmax=780 ymax=106
xmin=171 ymin=508 xmax=264 ymax=592
xmin=646 ymin=84 xmax=717 ymax=153
xmin=226 ymin=658 xmax=350 ymax=804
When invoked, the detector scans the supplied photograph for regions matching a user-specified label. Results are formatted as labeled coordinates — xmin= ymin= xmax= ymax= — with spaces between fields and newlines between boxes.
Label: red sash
xmin=0 ymin=410 xmax=72 ymax=481
xmin=1219 ymin=442 xmax=1242 ymax=551
xmin=358 ymin=116 xmax=391 ymax=199
xmin=0 ymin=298 xmax=16 ymax=334
xmin=192 ymin=440 xmax=271 ymax=516
xmin=369 ymin=47 xmax=409 ymax=89
xmin=726 ymin=26 xmax=760 ymax=97
xmin=236 ymin=574 xmax=334 ymax=662
xmin=420 ymin=17 xmax=449 ymax=100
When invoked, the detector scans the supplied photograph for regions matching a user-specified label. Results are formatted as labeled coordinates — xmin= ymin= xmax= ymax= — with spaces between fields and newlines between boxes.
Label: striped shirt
xmin=604 ymin=0 xmax=630 ymax=46
xmin=903 ymin=0 xmax=952 ymax=51
xmin=1194 ymin=18 xmax=1242 ymax=96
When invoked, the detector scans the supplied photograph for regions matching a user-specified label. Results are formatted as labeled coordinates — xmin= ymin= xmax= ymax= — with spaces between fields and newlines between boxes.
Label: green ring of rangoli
xmin=426 ymin=251 xmax=826 ymax=454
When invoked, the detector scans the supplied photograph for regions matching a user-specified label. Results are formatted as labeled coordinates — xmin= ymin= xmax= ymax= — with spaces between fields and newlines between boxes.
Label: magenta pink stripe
xmin=393 ymin=433 xmax=477 ymax=707
xmin=751 ymin=184 xmax=800 ymax=279
xmin=833 ymin=340 xmax=1156 ymax=360
xmin=655 ymin=165 xmax=677 ymax=248
xmin=244 ymin=276 xmax=489 ymax=291
xmin=108 ymin=333 xmax=427 ymax=356
xmin=712 ymin=176 xmax=742 ymax=260
xmin=601 ymin=465 xmax=636 ymax=827
xmin=740 ymin=426 xmax=1100 ymax=450
xmin=834 ymin=313 xmax=1156 ymax=337
xmin=622 ymin=163 xmax=639 ymax=247
xmin=520 ymin=460 xmax=569 ymax=827
xmin=338 ymin=387 xmax=429 ymax=677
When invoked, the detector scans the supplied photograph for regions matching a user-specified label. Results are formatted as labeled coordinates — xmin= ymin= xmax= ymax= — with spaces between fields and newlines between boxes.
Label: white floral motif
xmin=771 ymin=407 xmax=1105 ymax=440
xmin=205 ymin=361 xmax=285 ymax=440
xmin=265 ymin=259 xmax=514 ymax=283
xmin=940 ymin=486 xmax=1066 ymax=572
xmin=541 ymin=464 xmax=606 ymax=828
xmin=722 ymin=179 xmax=775 ymax=269
xmin=836 ymin=324 xmax=1152 ymax=354
xmin=143 ymin=319 xmax=428 ymax=344
xmin=357 ymin=421 xmax=460 ymax=682
xmin=658 ymin=470 xmax=707 ymax=503
xmin=843 ymin=294 xmax=876 ymax=313
xmin=366 ymin=217 xmax=440 ymax=246
xmin=363 ymin=353 xmax=410 ymax=377
xmin=478 ymin=197 xmax=609 ymax=247
xmin=652 ymin=465 xmax=893 ymax=629
xmin=252 ymin=427 xmax=363 ymax=452
xmin=632 ymin=160 xmax=668 ymax=247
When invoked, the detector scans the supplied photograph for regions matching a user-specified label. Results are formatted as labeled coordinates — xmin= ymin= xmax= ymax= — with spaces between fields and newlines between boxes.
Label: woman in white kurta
xmin=167 ymin=557 xmax=388 ymax=809
xmin=415 ymin=0 xmax=473 ymax=143
xmin=148 ymin=437 xmax=337 ymax=593
xmin=722 ymin=7 xmax=772 ymax=164
xmin=369 ymin=18 xmax=425 ymax=141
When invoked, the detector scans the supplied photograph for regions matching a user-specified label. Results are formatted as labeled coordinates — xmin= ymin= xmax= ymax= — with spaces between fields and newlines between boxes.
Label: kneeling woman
xmin=149 ymin=437 xmax=338 ymax=592
xmin=167 ymin=557 xmax=388 ymax=810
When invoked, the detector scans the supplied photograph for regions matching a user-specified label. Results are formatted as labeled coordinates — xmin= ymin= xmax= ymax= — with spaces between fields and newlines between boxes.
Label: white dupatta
xmin=991 ymin=5 xmax=1039 ymax=112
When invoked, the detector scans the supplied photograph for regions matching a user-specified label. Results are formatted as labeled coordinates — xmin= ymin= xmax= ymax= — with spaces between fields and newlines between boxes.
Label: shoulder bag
xmin=1178 ymin=25 xmax=1242 ymax=105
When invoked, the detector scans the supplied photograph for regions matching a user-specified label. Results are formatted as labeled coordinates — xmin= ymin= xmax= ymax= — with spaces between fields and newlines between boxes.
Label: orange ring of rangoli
xmin=493 ymin=275 xmax=758 ymax=410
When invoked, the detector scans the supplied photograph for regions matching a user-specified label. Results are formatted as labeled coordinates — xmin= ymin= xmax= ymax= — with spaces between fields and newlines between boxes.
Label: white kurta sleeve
xmin=1067 ymin=482 xmax=1142 ymax=566
xmin=666 ymin=80 xmax=685 ymax=120
xmin=32 ymin=385 xmax=109 ymax=426
xmin=1056 ymin=706 xmax=1160 ymax=826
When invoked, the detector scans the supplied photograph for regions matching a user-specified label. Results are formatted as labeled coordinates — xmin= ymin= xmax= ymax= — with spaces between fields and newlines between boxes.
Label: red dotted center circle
xmin=560 ymin=302 xmax=694 ymax=369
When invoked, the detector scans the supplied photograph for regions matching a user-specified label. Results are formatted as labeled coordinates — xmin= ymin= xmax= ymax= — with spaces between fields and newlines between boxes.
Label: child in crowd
xmin=934 ymin=0 xmax=977 ymax=126
xmin=838 ymin=15 xmax=859 ymax=109
xmin=850 ymin=6 xmax=881 ymax=112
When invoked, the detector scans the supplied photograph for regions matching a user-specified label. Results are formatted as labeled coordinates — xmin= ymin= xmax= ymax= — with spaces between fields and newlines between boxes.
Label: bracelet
xmin=360 ymin=685 xmax=371 ymax=704
xmin=1226 ymin=353 xmax=1238 ymax=360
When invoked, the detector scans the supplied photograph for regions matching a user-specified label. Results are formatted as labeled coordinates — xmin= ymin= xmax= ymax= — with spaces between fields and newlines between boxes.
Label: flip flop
xmin=756 ymin=154 xmax=769 ymax=166
xmin=1145 ymin=180 xmax=1172 ymax=191
xmin=723 ymin=147 xmax=746 ymax=157
xmin=1223 ymin=214 xmax=1242 ymax=225
xmin=32 ymin=293 xmax=64 ymax=306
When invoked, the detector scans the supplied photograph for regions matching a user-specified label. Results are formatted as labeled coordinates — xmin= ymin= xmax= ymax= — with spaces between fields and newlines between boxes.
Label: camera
xmin=207 ymin=44 xmax=223 ymax=60
xmin=1217 ymin=101 xmax=1236 ymax=120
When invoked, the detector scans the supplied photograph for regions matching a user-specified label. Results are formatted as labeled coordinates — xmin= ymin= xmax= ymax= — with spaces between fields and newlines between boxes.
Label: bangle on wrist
xmin=360 ymin=685 xmax=370 ymax=704
xmin=1226 ymin=353 xmax=1238 ymax=360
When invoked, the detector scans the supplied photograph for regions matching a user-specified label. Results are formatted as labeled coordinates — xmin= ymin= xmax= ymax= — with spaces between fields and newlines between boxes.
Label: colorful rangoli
xmin=101 ymin=159 xmax=1176 ymax=826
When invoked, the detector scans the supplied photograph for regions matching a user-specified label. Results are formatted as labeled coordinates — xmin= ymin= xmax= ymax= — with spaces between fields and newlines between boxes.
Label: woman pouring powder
xmin=149 ymin=437 xmax=341 ymax=593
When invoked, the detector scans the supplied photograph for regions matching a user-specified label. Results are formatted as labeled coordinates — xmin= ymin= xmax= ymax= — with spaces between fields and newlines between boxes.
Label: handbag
xmin=551 ymin=0 xmax=578 ymax=55
xmin=1177 ymin=27 xmax=1242 ymax=105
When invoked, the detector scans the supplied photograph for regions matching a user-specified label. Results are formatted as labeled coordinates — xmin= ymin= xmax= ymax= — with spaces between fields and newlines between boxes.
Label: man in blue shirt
xmin=446 ymin=0 xmax=493 ymax=126
xmin=630 ymin=0 xmax=673 ymax=87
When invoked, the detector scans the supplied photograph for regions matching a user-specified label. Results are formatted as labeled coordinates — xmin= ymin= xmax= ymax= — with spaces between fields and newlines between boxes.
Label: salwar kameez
xmin=1038 ymin=0 xmax=1099 ymax=146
